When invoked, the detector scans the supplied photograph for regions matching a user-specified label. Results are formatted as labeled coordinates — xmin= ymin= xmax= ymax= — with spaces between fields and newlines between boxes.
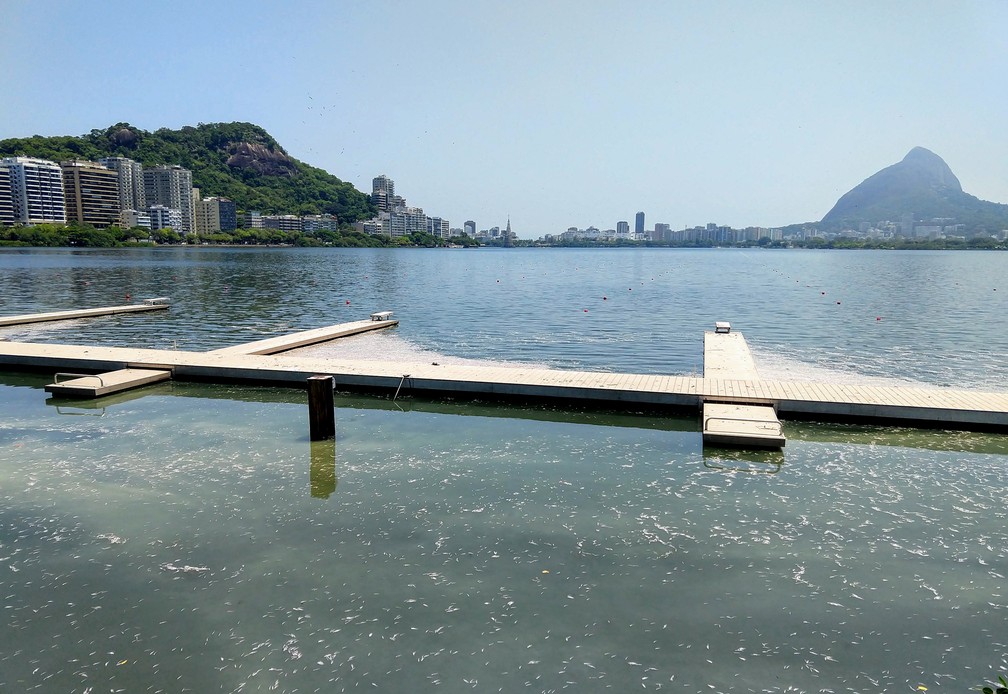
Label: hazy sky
xmin=3 ymin=1 xmax=1006 ymax=237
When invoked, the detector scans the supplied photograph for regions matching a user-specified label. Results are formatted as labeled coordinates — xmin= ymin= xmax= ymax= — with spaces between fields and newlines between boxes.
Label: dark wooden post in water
xmin=307 ymin=375 xmax=336 ymax=441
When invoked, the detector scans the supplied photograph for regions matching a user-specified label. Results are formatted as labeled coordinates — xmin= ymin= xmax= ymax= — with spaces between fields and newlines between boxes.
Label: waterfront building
xmin=302 ymin=214 xmax=340 ymax=233
xmin=0 ymin=156 xmax=66 ymax=224
xmin=387 ymin=206 xmax=426 ymax=238
xmin=427 ymin=216 xmax=450 ymax=239
xmin=635 ymin=212 xmax=645 ymax=234
xmin=61 ymin=160 xmax=120 ymax=228
xmin=148 ymin=204 xmax=183 ymax=231
xmin=653 ymin=223 xmax=671 ymax=242
xmin=357 ymin=216 xmax=385 ymax=236
xmin=247 ymin=211 xmax=264 ymax=229
xmin=262 ymin=214 xmax=302 ymax=232
xmin=372 ymin=175 xmax=395 ymax=212
xmin=99 ymin=157 xmax=145 ymax=212
xmin=616 ymin=220 xmax=630 ymax=236
xmin=0 ymin=166 xmax=15 ymax=226
xmin=120 ymin=209 xmax=152 ymax=230
xmin=194 ymin=196 xmax=238 ymax=234
xmin=464 ymin=220 xmax=476 ymax=237
xmin=144 ymin=165 xmax=193 ymax=234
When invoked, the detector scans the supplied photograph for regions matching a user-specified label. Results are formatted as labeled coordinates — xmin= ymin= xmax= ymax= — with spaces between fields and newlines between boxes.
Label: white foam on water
xmin=750 ymin=345 xmax=934 ymax=389
xmin=289 ymin=331 xmax=549 ymax=370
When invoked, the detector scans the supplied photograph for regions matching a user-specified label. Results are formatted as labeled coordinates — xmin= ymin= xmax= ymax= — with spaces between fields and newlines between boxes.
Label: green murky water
xmin=1 ymin=373 xmax=1005 ymax=693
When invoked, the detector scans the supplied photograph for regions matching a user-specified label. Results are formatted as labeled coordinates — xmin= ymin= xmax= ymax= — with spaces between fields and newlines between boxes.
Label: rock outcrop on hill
xmin=0 ymin=122 xmax=374 ymax=220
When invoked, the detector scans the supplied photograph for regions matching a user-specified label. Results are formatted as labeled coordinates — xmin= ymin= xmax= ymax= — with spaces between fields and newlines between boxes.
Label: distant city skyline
xmin=2 ymin=1 xmax=1006 ymax=238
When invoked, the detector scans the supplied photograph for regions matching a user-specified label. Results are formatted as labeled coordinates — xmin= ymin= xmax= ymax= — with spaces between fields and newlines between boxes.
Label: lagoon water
xmin=1 ymin=247 xmax=1006 ymax=692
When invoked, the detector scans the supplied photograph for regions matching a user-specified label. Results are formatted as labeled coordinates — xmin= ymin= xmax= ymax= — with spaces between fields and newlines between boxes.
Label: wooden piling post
xmin=307 ymin=375 xmax=335 ymax=441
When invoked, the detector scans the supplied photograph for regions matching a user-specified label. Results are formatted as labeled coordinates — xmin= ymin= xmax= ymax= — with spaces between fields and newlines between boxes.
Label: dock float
xmin=1 ymin=327 xmax=1007 ymax=434
xmin=702 ymin=328 xmax=785 ymax=449
xmin=45 ymin=368 xmax=172 ymax=398
xmin=210 ymin=318 xmax=398 ymax=356
xmin=0 ymin=301 xmax=169 ymax=327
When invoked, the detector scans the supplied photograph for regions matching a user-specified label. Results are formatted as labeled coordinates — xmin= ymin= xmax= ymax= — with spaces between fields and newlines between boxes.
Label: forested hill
xmin=0 ymin=122 xmax=375 ymax=221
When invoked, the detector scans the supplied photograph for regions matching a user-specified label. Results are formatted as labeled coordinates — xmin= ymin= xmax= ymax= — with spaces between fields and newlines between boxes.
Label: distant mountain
xmin=0 ymin=122 xmax=375 ymax=221
xmin=821 ymin=147 xmax=1008 ymax=233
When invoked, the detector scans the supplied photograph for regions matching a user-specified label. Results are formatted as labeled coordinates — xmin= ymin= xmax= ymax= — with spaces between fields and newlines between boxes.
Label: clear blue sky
xmin=3 ymin=0 xmax=1005 ymax=237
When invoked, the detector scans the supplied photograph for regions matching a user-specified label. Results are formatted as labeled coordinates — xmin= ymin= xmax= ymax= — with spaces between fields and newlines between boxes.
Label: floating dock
xmin=210 ymin=318 xmax=398 ymax=356
xmin=45 ymin=368 xmax=172 ymax=398
xmin=0 ymin=319 xmax=1006 ymax=434
xmin=0 ymin=301 xmax=169 ymax=327
xmin=702 ymin=329 xmax=785 ymax=449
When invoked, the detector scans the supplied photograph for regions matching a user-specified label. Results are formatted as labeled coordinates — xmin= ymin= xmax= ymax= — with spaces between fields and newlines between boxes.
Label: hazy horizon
xmin=3 ymin=1 xmax=1006 ymax=237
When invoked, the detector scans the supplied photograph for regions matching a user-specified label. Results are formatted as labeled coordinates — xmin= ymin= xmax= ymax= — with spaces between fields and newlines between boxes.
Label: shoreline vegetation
xmin=0 ymin=222 xmax=481 ymax=249
xmin=1 ymin=222 xmax=1004 ymax=250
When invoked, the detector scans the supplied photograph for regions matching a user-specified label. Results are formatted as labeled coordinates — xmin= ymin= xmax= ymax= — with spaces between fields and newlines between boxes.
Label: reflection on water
xmin=310 ymin=438 xmax=337 ymax=499
xmin=1 ymin=373 xmax=1006 ymax=692
xmin=702 ymin=447 xmax=785 ymax=474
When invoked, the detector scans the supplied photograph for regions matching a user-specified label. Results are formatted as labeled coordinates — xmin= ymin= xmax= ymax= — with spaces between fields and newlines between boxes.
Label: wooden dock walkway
xmin=0 ymin=302 xmax=169 ymax=327
xmin=0 ymin=325 xmax=1006 ymax=432
xmin=702 ymin=329 xmax=785 ymax=448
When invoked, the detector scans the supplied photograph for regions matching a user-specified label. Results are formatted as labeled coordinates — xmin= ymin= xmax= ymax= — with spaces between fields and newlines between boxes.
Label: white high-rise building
xmin=372 ymin=175 xmax=395 ymax=212
xmin=148 ymin=204 xmax=183 ymax=232
xmin=0 ymin=166 xmax=15 ymax=226
xmin=100 ymin=157 xmax=145 ymax=212
xmin=144 ymin=165 xmax=193 ymax=234
xmin=427 ymin=216 xmax=450 ymax=239
xmin=0 ymin=156 xmax=66 ymax=224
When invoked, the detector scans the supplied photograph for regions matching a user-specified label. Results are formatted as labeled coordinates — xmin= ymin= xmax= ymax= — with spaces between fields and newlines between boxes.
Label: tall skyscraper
xmin=100 ymin=156 xmax=145 ymax=212
xmin=0 ymin=156 xmax=66 ymax=224
xmin=463 ymin=220 xmax=476 ymax=237
xmin=61 ymin=160 xmax=120 ymax=228
xmin=144 ymin=165 xmax=193 ymax=234
xmin=635 ymin=211 xmax=645 ymax=235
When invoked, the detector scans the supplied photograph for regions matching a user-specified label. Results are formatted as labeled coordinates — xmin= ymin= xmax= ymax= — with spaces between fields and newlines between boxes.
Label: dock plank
xmin=0 ymin=303 xmax=169 ymax=327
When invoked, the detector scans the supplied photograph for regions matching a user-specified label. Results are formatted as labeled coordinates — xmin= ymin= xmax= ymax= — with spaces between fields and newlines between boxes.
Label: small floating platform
xmin=703 ymin=402 xmax=786 ymax=449
xmin=0 ymin=301 xmax=170 ymax=327
xmin=45 ymin=368 xmax=172 ymax=398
